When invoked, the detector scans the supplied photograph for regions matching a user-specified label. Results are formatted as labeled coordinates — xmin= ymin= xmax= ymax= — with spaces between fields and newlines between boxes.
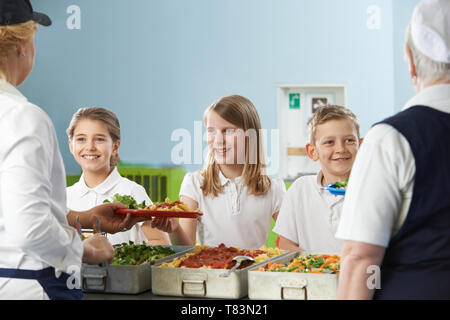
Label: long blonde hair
xmin=66 ymin=107 xmax=121 ymax=167
xmin=201 ymin=95 xmax=271 ymax=197
xmin=0 ymin=20 xmax=37 ymax=81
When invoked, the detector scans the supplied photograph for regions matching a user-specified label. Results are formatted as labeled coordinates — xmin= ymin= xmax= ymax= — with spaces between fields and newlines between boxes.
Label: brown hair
xmin=0 ymin=20 xmax=37 ymax=80
xmin=201 ymin=95 xmax=271 ymax=197
xmin=67 ymin=107 xmax=121 ymax=167
xmin=307 ymin=105 xmax=360 ymax=144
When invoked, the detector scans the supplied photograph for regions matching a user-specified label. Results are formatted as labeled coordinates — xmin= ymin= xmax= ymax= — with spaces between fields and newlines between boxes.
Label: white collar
xmin=315 ymin=170 xmax=325 ymax=191
xmin=403 ymin=84 xmax=450 ymax=114
xmin=0 ymin=80 xmax=28 ymax=101
xmin=77 ymin=167 xmax=122 ymax=197
xmin=218 ymin=169 xmax=243 ymax=186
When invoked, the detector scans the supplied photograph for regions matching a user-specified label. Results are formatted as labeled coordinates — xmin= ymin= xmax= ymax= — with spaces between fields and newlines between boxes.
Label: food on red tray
xmin=103 ymin=193 xmax=147 ymax=209
xmin=146 ymin=197 xmax=200 ymax=212
xmin=160 ymin=243 xmax=285 ymax=269
xmin=258 ymin=254 xmax=340 ymax=273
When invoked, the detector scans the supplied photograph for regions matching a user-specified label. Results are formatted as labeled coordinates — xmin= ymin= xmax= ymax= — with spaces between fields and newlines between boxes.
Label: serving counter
xmin=83 ymin=291 xmax=205 ymax=300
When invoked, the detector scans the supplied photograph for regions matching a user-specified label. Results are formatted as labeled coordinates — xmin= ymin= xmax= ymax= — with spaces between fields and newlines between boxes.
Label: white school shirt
xmin=66 ymin=167 xmax=150 ymax=245
xmin=179 ymin=170 xmax=286 ymax=249
xmin=273 ymin=171 xmax=344 ymax=254
xmin=336 ymin=84 xmax=450 ymax=247
xmin=0 ymin=81 xmax=83 ymax=300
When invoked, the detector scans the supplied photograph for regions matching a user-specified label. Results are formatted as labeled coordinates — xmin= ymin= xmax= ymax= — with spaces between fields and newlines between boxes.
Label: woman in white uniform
xmin=0 ymin=0 xmax=140 ymax=300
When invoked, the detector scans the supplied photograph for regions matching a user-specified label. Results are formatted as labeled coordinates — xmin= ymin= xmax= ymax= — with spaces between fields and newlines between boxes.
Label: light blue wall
xmin=21 ymin=0 xmax=404 ymax=175
xmin=392 ymin=0 xmax=419 ymax=111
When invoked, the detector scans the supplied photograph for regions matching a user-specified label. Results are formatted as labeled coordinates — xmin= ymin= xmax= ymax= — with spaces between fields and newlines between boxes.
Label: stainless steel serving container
xmin=151 ymin=248 xmax=289 ymax=299
xmin=248 ymin=252 xmax=339 ymax=300
xmin=81 ymin=245 xmax=193 ymax=294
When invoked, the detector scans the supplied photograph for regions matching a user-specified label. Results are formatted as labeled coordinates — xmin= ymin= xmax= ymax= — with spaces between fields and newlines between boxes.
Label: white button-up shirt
xmin=66 ymin=167 xmax=150 ymax=245
xmin=179 ymin=170 xmax=286 ymax=249
xmin=273 ymin=171 xmax=344 ymax=254
xmin=0 ymin=81 xmax=83 ymax=299
xmin=336 ymin=84 xmax=450 ymax=247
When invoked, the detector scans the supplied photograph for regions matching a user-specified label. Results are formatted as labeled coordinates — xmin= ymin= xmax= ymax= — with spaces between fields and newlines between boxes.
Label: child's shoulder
xmin=66 ymin=180 xmax=83 ymax=203
xmin=267 ymin=176 xmax=286 ymax=191
xmin=119 ymin=175 xmax=146 ymax=191
xmin=114 ymin=176 xmax=150 ymax=201
xmin=66 ymin=179 xmax=81 ymax=193
xmin=182 ymin=170 xmax=204 ymax=185
xmin=289 ymin=174 xmax=319 ymax=192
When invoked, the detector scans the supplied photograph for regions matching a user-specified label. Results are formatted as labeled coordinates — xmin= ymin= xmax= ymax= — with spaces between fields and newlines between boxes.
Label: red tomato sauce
xmin=180 ymin=243 xmax=265 ymax=269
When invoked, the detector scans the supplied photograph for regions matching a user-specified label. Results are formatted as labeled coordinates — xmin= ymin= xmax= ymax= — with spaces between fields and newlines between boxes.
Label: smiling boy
xmin=273 ymin=105 xmax=362 ymax=253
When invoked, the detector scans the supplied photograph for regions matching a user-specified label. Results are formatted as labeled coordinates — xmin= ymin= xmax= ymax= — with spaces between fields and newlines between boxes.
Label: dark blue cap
xmin=0 ymin=0 xmax=51 ymax=26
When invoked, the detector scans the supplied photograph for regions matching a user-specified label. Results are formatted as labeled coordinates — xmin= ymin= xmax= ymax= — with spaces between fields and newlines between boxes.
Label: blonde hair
xmin=67 ymin=107 xmax=121 ymax=167
xmin=405 ymin=23 xmax=450 ymax=85
xmin=201 ymin=95 xmax=271 ymax=197
xmin=307 ymin=105 xmax=360 ymax=144
xmin=0 ymin=20 xmax=37 ymax=80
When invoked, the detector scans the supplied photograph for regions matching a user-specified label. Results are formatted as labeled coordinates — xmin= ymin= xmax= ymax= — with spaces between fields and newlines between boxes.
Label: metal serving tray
xmin=248 ymin=252 xmax=339 ymax=300
xmin=151 ymin=248 xmax=289 ymax=299
xmin=81 ymin=245 xmax=193 ymax=294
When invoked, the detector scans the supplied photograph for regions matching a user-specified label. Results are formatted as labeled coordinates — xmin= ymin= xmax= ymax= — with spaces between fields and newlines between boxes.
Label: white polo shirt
xmin=273 ymin=171 xmax=344 ymax=254
xmin=179 ymin=170 xmax=286 ymax=249
xmin=0 ymin=81 xmax=83 ymax=299
xmin=66 ymin=167 xmax=150 ymax=245
xmin=336 ymin=84 xmax=450 ymax=247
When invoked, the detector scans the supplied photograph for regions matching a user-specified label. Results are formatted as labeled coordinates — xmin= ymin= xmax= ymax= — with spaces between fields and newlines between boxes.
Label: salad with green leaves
xmin=333 ymin=179 xmax=348 ymax=189
xmin=103 ymin=193 xmax=147 ymax=209
xmin=112 ymin=241 xmax=176 ymax=265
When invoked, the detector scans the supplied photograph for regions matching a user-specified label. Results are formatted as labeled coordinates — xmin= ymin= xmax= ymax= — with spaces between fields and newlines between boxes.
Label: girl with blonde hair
xmin=152 ymin=95 xmax=285 ymax=249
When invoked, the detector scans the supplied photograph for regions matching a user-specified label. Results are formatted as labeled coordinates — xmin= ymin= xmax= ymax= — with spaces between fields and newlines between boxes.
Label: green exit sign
xmin=289 ymin=93 xmax=300 ymax=109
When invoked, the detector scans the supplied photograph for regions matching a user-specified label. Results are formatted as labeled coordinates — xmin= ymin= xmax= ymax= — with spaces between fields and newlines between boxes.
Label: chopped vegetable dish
xmin=258 ymin=254 xmax=340 ymax=273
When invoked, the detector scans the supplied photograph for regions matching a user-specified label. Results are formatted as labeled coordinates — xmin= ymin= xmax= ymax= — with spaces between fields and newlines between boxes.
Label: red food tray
xmin=115 ymin=208 xmax=203 ymax=219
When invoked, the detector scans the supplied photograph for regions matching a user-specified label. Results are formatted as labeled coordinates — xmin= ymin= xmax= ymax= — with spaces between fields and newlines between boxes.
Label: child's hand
xmin=151 ymin=216 xmax=180 ymax=233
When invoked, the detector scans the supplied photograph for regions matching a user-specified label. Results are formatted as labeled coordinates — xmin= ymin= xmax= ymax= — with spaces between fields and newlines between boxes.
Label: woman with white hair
xmin=336 ymin=0 xmax=450 ymax=299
